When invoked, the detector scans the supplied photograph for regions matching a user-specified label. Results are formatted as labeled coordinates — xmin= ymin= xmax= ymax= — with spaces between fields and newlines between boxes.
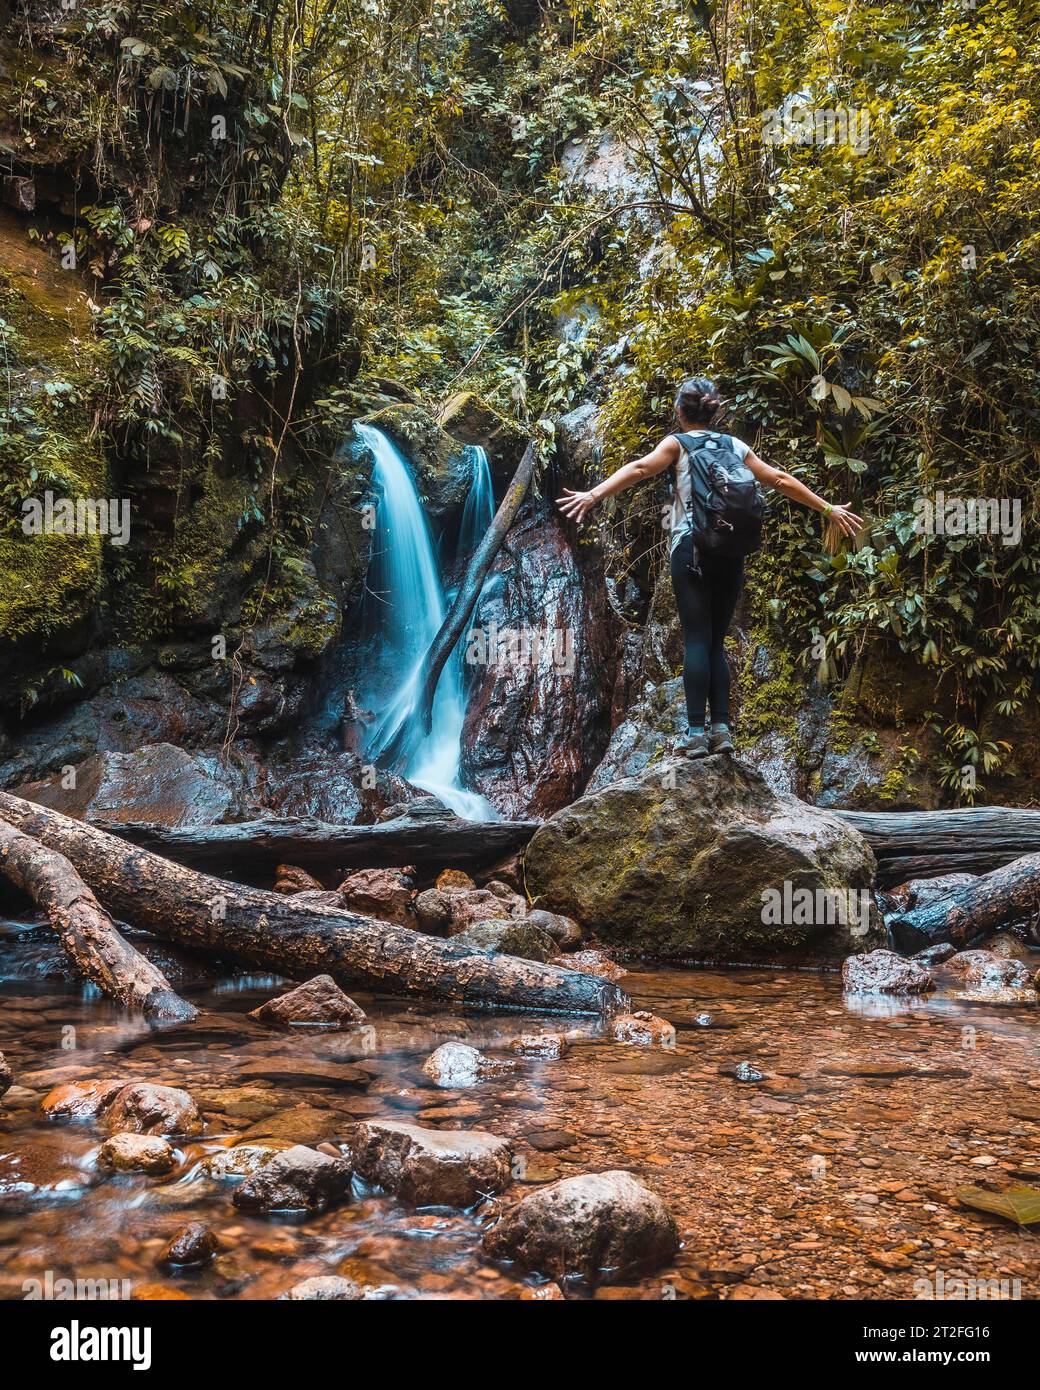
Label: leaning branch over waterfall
xmin=0 ymin=792 xmax=626 ymax=1016
xmin=382 ymin=438 xmax=538 ymax=761
xmin=0 ymin=816 xmax=197 ymax=1021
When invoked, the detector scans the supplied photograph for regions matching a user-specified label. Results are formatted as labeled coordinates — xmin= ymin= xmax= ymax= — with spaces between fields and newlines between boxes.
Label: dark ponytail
xmin=674 ymin=376 xmax=723 ymax=428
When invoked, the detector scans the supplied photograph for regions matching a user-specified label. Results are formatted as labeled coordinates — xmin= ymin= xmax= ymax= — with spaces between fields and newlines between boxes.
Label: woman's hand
xmin=556 ymin=488 xmax=600 ymax=523
xmin=826 ymin=502 xmax=864 ymax=538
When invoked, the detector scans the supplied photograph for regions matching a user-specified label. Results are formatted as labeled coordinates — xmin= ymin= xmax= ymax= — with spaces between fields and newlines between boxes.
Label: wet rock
xmin=447 ymin=888 xmax=526 ymax=930
xmin=279 ymin=1275 xmax=368 ymax=1301
xmin=348 ymin=1119 xmax=513 ymax=1208
xmin=97 ymin=1132 xmax=177 ymax=1176
xmin=733 ymin=1061 xmax=765 ymax=1083
xmin=510 ymin=1032 xmax=569 ymax=1059
xmin=946 ymin=950 xmax=1035 ymax=991
xmin=482 ymin=1170 xmax=679 ymax=1285
xmin=415 ymin=888 xmax=452 ymax=931
xmin=459 ymin=502 xmax=620 ymax=818
xmin=526 ymin=908 xmax=583 ymax=952
xmin=452 ymin=918 xmax=557 ymax=962
xmin=337 ymin=868 xmax=415 ymax=926
xmin=0 ymin=1052 xmax=11 ymax=1098
xmin=102 ymin=1083 xmax=204 ymax=1138
xmin=0 ymin=1131 xmax=98 ymax=1207
xmin=527 ymin=756 xmax=881 ymax=963
xmin=436 ymin=391 xmax=529 ymax=487
xmin=421 ymin=1042 xmax=516 ymax=1089
xmin=201 ymin=1141 xmax=293 ymax=1180
xmin=232 ymin=1144 xmax=352 ymax=1214
xmin=520 ymin=1282 xmax=566 ymax=1300
xmin=159 ymin=1222 xmax=217 ymax=1268
xmin=477 ymin=852 xmax=523 ymax=891
xmin=550 ymin=949 xmax=626 ymax=981
xmin=978 ymin=931 xmax=1035 ymax=961
xmin=14 ymin=743 xmax=251 ymax=827
xmin=247 ymin=974 xmax=366 ymax=1030
xmin=842 ymin=950 xmax=935 ymax=996
xmin=436 ymin=868 xmax=476 ymax=893
xmin=585 ymin=678 xmax=686 ymax=794
xmin=913 ymin=943 xmax=957 ymax=965
xmin=273 ymin=864 xmax=324 ymax=894
xmin=883 ymin=873 xmax=978 ymax=915
xmin=41 ymin=1079 xmax=126 ymax=1121
xmin=611 ymin=1012 xmax=675 ymax=1047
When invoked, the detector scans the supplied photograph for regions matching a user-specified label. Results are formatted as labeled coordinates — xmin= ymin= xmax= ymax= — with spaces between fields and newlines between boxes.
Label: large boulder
xmin=337 ymin=868 xmax=416 ymax=926
xmin=348 ymin=1120 xmax=512 ymax=1208
xmin=524 ymin=757 xmax=881 ymax=963
xmin=482 ymin=1170 xmax=679 ymax=1285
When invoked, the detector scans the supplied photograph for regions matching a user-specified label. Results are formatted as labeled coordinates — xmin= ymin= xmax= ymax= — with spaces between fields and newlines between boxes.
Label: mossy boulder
xmin=524 ymin=755 xmax=882 ymax=964
xmin=436 ymin=391 xmax=528 ymax=484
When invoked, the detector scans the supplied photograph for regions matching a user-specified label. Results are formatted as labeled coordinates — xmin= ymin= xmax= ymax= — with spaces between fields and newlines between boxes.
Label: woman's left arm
xmin=556 ymin=436 xmax=680 ymax=524
xmin=744 ymin=448 xmax=864 ymax=539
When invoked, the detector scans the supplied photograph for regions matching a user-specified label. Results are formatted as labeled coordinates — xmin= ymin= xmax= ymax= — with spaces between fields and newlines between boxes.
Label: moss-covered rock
xmin=525 ymin=754 xmax=882 ymax=964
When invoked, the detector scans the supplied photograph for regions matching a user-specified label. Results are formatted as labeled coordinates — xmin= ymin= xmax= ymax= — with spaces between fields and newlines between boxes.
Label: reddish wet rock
xmin=842 ymin=950 xmax=935 ymax=995
xmin=160 ymin=1221 xmax=217 ymax=1268
xmin=247 ymin=975 xmax=366 ymax=1030
xmin=510 ymin=1033 xmax=569 ymax=1059
xmin=232 ymin=1144 xmax=352 ymax=1214
xmin=337 ymin=868 xmax=415 ymax=925
xmin=551 ymin=949 xmax=626 ymax=982
xmin=348 ymin=1120 xmax=513 ymax=1207
xmin=41 ymin=1079 xmax=125 ymax=1122
xmin=102 ymin=1083 xmax=203 ymax=1138
xmin=273 ymin=864 xmax=324 ymax=894
xmin=421 ymin=1042 xmax=516 ymax=1088
xmin=97 ymin=1132 xmax=177 ymax=1176
xmin=0 ymin=1052 xmax=11 ymax=1098
xmin=611 ymin=1012 xmax=676 ymax=1046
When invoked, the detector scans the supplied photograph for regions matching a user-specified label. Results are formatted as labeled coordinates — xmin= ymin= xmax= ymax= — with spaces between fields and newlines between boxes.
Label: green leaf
xmin=955 ymin=1185 xmax=1040 ymax=1227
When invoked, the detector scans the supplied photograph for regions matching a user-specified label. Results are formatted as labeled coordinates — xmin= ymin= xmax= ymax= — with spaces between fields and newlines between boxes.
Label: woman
xmin=556 ymin=377 xmax=863 ymax=758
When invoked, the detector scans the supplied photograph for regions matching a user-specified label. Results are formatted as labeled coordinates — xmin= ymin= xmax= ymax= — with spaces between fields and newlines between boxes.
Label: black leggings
xmin=669 ymin=534 xmax=744 ymax=728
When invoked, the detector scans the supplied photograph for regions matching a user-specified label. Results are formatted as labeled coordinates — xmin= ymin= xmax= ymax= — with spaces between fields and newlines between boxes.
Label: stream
xmin=2 ymin=923 xmax=1037 ymax=1301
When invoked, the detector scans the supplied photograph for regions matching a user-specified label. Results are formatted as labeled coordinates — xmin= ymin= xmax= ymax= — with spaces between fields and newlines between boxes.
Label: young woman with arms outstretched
xmin=556 ymin=378 xmax=863 ymax=758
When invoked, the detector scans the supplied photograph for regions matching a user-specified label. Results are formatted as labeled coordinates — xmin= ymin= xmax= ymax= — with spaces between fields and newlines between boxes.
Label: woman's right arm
xmin=556 ymin=436 xmax=680 ymax=523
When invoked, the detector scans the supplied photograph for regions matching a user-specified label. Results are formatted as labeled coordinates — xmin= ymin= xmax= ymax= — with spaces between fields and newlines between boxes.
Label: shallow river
xmin=1 ymin=920 xmax=1038 ymax=1300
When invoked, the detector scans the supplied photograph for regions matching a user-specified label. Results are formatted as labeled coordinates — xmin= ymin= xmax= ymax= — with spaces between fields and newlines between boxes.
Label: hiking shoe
xmin=709 ymin=725 xmax=735 ymax=755
xmin=673 ymin=730 xmax=710 ymax=759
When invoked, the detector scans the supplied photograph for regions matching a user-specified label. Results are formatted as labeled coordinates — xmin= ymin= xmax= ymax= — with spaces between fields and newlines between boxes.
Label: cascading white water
xmin=356 ymin=422 xmax=496 ymax=821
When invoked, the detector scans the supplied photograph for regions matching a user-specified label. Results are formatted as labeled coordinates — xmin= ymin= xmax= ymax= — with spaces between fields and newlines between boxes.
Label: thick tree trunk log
xmin=99 ymin=812 xmax=541 ymax=882
xmin=833 ymin=806 xmax=1040 ymax=884
xmin=888 ymin=851 xmax=1040 ymax=952
xmin=0 ymin=793 xmax=626 ymax=1016
xmin=0 ymin=818 xmax=196 ymax=1021
xmin=381 ymin=439 xmax=538 ymax=761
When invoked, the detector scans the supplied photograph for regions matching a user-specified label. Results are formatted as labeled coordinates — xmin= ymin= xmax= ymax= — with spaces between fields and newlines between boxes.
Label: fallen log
xmin=96 ymin=812 xmax=542 ymax=882
xmin=0 ymin=792 xmax=626 ymax=1016
xmin=887 ymin=851 xmax=1040 ymax=953
xmin=833 ymin=806 xmax=1040 ymax=884
xmin=0 ymin=817 xmax=196 ymax=1022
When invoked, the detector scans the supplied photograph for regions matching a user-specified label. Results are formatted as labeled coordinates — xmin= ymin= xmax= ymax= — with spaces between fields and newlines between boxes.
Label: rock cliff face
xmin=524 ymin=754 xmax=882 ymax=964
xmin=459 ymin=499 xmax=621 ymax=819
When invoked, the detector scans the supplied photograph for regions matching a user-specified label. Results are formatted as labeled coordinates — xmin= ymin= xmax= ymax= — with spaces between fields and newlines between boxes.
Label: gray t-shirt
xmin=669 ymin=431 xmax=753 ymax=552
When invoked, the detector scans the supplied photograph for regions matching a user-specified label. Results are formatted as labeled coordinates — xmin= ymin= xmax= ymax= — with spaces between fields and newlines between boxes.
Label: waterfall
xmin=355 ymin=423 xmax=497 ymax=821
